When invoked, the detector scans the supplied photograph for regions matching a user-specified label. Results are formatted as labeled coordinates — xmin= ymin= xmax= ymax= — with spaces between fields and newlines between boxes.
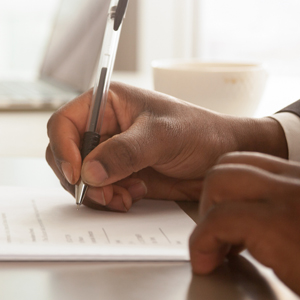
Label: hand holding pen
xmin=45 ymin=1 xmax=283 ymax=212
xmin=76 ymin=0 xmax=129 ymax=205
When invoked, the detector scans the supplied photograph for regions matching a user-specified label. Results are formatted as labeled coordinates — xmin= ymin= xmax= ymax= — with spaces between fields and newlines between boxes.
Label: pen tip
xmin=75 ymin=181 xmax=88 ymax=206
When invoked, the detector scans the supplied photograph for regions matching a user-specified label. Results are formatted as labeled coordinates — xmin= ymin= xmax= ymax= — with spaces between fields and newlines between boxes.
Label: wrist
xmin=228 ymin=116 xmax=288 ymax=159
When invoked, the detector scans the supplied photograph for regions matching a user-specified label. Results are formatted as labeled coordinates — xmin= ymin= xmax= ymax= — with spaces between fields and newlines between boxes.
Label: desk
xmin=0 ymin=157 xmax=299 ymax=300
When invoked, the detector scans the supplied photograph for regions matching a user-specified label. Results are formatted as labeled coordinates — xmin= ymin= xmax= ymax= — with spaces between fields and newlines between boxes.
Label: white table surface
xmin=0 ymin=74 xmax=300 ymax=299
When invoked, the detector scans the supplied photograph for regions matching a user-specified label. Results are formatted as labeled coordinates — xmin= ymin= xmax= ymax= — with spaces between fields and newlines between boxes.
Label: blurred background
xmin=1 ymin=0 xmax=300 ymax=81
xmin=1 ymin=0 xmax=300 ymax=158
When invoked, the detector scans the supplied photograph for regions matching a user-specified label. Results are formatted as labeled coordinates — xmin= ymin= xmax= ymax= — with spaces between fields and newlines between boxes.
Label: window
xmin=199 ymin=0 xmax=300 ymax=76
xmin=135 ymin=0 xmax=300 ymax=76
xmin=2 ymin=0 xmax=300 ymax=78
xmin=0 ymin=0 xmax=59 ymax=78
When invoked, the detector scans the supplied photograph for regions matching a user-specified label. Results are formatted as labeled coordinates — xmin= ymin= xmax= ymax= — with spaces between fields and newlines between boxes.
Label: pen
xmin=75 ymin=0 xmax=129 ymax=206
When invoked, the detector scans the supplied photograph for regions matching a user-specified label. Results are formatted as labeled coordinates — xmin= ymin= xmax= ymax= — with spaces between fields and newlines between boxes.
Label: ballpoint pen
xmin=75 ymin=0 xmax=129 ymax=206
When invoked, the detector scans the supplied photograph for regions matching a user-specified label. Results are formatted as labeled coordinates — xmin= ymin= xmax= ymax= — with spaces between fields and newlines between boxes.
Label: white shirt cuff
xmin=270 ymin=112 xmax=300 ymax=162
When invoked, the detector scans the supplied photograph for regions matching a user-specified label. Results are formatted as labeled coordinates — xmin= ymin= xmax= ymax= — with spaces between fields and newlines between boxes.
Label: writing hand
xmin=46 ymin=82 xmax=287 ymax=211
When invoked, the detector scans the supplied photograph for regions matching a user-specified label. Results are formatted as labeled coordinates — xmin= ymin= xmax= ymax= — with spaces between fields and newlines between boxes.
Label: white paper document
xmin=0 ymin=187 xmax=196 ymax=261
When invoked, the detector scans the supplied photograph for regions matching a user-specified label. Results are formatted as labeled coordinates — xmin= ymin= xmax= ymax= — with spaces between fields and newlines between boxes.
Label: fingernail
xmin=61 ymin=162 xmax=73 ymax=184
xmin=82 ymin=160 xmax=108 ymax=186
xmin=86 ymin=188 xmax=106 ymax=206
xmin=128 ymin=181 xmax=147 ymax=200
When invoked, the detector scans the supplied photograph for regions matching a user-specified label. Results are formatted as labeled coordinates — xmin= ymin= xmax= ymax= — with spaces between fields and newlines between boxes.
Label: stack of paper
xmin=0 ymin=187 xmax=196 ymax=261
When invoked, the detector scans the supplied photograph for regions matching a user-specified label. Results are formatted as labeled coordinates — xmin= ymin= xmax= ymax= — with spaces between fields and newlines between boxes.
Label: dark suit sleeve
xmin=277 ymin=99 xmax=300 ymax=118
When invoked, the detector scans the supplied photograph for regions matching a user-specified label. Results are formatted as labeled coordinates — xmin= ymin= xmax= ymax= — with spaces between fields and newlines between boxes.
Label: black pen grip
xmin=81 ymin=131 xmax=100 ymax=160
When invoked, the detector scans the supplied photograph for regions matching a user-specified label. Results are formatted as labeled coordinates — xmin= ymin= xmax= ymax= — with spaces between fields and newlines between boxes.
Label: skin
xmin=47 ymin=82 xmax=299 ymax=293
xmin=189 ymin=152 xmax=300 ymax=295
xmin=46 ymin=82 xmax=287 ymax=211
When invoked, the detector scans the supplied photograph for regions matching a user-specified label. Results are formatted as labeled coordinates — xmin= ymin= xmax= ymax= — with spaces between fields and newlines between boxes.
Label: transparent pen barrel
xmin=86 ymin=1 xmax=122 ymax=134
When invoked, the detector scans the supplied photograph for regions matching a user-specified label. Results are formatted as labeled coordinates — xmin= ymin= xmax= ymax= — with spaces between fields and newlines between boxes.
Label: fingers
xmin=84 ymin=184 xmax=133 ymax=212
xmin=190 ymin=199 xmax=300 ymax=296
xmin=200 ymin=164 xmax=274 ymax=215
xmin=196 ymin=163 xmax=276 ymax=263
xmin=47 ymin=81 xmax=228 ymax=204
xmin=81 ymin=126 xmax=149 ymax=186
xmin=47 ymin=141 xmax=145 ymax=211
xmin=189 ymin=202 xmax=272 ymax=274
xmin=80 ymin=82 xmax=219 ymax=189
xmin=45 ymin=144 xmax=75 ymax=194
xmin=117 ymin=168 xmax=203 ymax=201
xmin=80 ymin=168 xmax=202 ymax=210
xmin=217 ymin=151 xmax=300 ymax=178
xmin=81 ymin=113 xmax=165 ymax=187
xmin=47 ymin=82 xmax=198 ymax=208
xmin=47 ymin=143 xmax=140 ymax=211
xmin=47 ymin=90 xmax=92 ymax=185
xmin=192 ymin=152 xmax=300 ymax=295
xmin=200 ymin=153 xmax=300 ymax=215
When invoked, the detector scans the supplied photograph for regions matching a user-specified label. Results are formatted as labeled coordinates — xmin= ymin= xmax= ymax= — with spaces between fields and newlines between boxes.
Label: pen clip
xmin=113 ymin=0 xmax=129 ymax=31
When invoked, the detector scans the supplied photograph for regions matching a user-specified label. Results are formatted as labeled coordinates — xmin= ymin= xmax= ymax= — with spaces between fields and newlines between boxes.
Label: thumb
xmin=81 ymin=118 xmax=159 ymax=187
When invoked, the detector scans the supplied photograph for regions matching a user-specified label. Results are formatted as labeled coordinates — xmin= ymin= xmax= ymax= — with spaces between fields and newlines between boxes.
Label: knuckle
xmin=203 ymin=165 xmax=229 ymax=203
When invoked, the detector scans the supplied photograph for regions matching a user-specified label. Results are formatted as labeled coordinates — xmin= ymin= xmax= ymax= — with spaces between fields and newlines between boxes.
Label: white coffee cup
xmin=152 ymin=60 xmax=268 ymax=117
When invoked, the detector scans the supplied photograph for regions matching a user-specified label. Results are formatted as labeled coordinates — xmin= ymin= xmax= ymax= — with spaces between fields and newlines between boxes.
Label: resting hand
xmin=46 ymin=82 xmax=287 ymax=211
xmin=189 ymin=152 xmax=300 ymax=295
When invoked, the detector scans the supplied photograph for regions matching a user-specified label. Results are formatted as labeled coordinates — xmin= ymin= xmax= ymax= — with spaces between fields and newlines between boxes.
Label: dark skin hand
xmin=46 ymin=82 xmax=287 ymax=211
xmin=189 ymin=152 xmax=300 ymax=296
